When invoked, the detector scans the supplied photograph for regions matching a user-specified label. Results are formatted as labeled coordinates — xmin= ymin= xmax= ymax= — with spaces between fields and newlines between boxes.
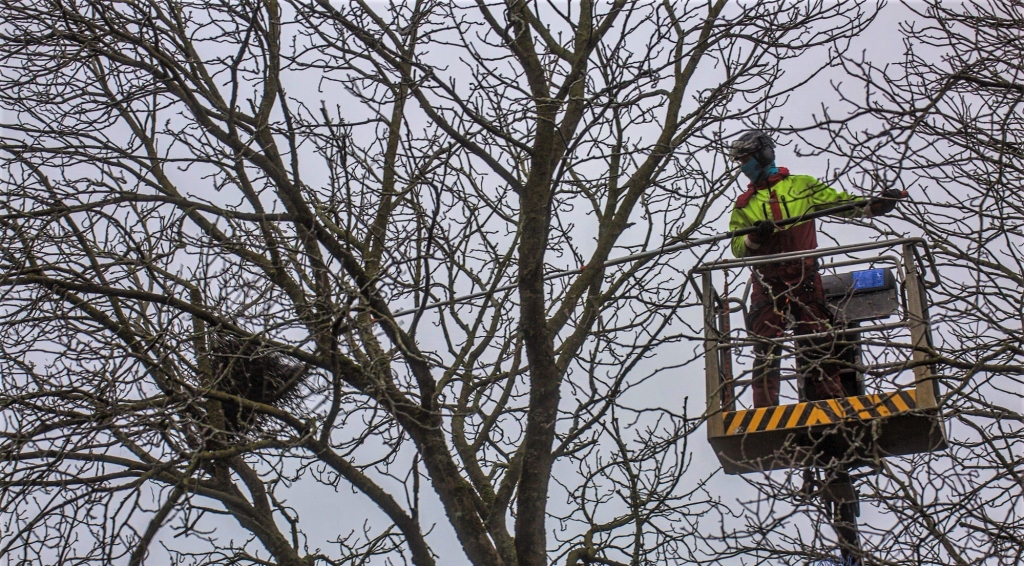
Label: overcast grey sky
xmin=4 ymin=1 xmax=1018 ymax=564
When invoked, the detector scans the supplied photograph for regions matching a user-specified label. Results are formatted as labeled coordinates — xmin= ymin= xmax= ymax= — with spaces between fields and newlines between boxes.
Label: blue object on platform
xmin=852 ymin=268 xmax=886 ymax=291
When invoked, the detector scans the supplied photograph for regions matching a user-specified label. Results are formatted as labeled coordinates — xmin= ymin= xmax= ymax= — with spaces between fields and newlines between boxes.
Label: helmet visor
xmin=729 ymin=139 xmax=761 ymax=163
xmin=731 ymin=151 xmax=755 ymax=164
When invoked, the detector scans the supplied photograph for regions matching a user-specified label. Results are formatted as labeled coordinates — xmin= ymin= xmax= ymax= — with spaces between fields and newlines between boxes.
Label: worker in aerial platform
xmin=728 ymin=130 xmax=906 ymax=408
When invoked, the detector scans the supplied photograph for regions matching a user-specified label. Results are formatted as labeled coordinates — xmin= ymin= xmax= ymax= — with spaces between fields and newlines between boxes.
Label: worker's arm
xmin=730 ymin=206 xmax=757 ymax=258
xmin=802 ymin=177 xmax=865 ymax=219
xmin=804 ymin=178 xmax=907 ymax=218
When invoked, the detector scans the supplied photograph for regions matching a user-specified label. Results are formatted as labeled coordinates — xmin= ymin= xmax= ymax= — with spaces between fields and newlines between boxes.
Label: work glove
xmin=749 ymin=219 xmax=776 ymax=245
xmin=869 ymin=188 xmax=907 ymax=216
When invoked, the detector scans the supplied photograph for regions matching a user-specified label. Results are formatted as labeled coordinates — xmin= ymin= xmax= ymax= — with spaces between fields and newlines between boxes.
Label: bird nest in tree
xmin=207 ymin=334 xmax=311 ymax=434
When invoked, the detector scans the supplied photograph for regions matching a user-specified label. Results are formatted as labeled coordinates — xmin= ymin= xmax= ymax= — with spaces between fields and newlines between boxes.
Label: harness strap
xmin=768 ymin=189 xmax=784 ymax=222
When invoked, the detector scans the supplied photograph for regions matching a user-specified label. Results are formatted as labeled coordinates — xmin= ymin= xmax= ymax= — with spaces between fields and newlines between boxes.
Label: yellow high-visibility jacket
xmin=730 ymin=171 xmax=865 ymax=259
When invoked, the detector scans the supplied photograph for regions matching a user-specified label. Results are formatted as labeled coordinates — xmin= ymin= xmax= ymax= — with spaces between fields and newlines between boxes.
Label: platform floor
xmin=710 ymin=390 xmax=947 ymax=474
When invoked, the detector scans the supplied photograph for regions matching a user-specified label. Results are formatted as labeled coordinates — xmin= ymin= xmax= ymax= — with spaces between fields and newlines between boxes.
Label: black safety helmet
xmin=728 ymin=129 xmax=775 ymax=166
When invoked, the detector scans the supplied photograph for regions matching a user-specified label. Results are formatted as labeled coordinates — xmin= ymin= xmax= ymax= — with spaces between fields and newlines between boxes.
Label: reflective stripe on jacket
xmin=729 ymin=173 xmax=864 ymax=259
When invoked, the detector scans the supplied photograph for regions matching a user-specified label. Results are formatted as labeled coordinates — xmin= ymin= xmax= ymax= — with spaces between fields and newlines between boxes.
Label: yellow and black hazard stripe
xmin=724 ymin=389 xmax=917 ymax=436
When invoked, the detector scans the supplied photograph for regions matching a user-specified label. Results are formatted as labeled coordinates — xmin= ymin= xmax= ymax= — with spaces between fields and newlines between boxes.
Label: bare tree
xmin=0 ymin=1 xmax=880 ymax=565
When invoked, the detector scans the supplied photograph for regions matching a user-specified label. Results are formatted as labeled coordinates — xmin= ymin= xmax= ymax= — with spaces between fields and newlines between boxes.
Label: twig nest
xmin=208 ymin=334 xmax=310 ymax=433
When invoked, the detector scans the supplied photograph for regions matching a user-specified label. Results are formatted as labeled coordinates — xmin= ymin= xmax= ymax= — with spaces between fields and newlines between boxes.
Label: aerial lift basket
xmin=694 ymin=238 xmax=947 ymax=475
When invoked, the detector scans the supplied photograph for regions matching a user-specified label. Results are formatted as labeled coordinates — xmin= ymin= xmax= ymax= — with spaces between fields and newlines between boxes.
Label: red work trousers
xmin=746 ymin=270 xmax=845 ymax=407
